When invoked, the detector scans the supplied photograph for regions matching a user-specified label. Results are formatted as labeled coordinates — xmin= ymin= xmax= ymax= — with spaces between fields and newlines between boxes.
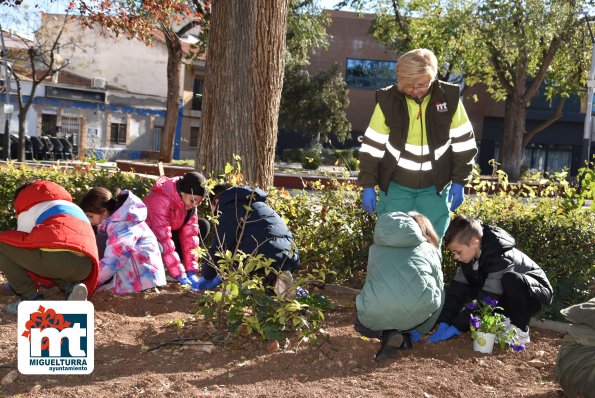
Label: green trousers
xmin=378 ymin=182 xmax=451 ymax=241
xmin=0 ymin=242 xmax=92 ymax=297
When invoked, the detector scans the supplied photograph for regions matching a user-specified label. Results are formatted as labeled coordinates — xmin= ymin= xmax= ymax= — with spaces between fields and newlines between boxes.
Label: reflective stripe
xmin=397 ymin=157 xmax=433 ymax=171
xmin=364 ymin=127 xmax=389 ymax=144
xmin=404 ymin=143 xmax=430 ymax=156
xmin=450 ymin=121 xmax=473 ymax=138
xmin=452 ymin=139 xmax=477 ymax=153
xmin=434 ymin=139 xmax=451 ymax=160
xmin=360 ymin=143 xmax=385 ymax=158
xmin=386 ymin=142 xmax=401 ymax=161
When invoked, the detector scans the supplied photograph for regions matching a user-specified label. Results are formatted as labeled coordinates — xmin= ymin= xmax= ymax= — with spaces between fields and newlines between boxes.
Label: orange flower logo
xmin=21 ymin=305 xmax=72 ymax=350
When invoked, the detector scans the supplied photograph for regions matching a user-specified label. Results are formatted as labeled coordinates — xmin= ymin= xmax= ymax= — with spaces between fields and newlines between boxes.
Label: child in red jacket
xmin=0 ymin=180 xmax=99 ymax=314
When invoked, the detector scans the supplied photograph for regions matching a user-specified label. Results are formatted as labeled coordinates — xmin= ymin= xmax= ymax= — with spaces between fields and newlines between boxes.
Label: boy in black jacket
xmin=427 ymin=215 xmax=553 ymax=344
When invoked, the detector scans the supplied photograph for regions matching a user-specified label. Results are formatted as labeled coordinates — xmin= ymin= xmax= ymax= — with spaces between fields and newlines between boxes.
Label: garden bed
xmin=0 ymin=274 xmax=566 ymax=398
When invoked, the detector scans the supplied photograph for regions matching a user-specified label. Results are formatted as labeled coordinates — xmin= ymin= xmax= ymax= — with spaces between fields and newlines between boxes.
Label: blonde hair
xmin=408 ymin=211 xmax=440 ymax=249
xmin=396 ymin=48 xmax=438 ymax=91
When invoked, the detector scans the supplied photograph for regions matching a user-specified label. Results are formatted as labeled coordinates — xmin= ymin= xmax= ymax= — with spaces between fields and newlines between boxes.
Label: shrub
xmin=195 ymin=250 xmax=332 ymax=342
xmin=0 ymin=162 xmax=153 ymax=230
xmin=280 ymin=148 xmax=305 ymax=163
xmin=301 ymin=146 xmax=322 ymax=170
xmin=267 ymin=180 xmax=373 ymax=285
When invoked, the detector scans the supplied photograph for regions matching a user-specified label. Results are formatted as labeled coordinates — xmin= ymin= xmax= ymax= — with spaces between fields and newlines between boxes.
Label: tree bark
xmin=160 ymin=25 xmax=183 ymax=163
xmin=499 ymin=96 xmax=527 ymax=181
xmin=197 ymin=0 xmax=289 ymax=187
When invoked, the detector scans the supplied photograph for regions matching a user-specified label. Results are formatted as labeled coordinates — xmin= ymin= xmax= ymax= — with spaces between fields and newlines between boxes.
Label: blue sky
xmin=1 ymin=0 xmax=354 ymax=35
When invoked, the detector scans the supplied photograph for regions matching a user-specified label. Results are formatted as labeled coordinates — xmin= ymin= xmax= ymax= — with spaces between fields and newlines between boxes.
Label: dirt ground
xmin=0 ymin=274 xmax=567 ymax=398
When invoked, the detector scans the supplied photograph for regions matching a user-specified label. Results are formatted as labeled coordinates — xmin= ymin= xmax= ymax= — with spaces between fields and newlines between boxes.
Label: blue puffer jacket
xmin=201 ymin=186 xmax=299 ymax=283
xmin=356 ymin=212 xmax=444 ymax=333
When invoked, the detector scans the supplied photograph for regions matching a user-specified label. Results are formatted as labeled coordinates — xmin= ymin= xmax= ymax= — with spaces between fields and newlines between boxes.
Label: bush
xmin=301 ymin=146 xmax=322 ymax=170
xmin=267 ymin=180 xmax=373 ymax=285
xmin=280 ymin=148 xmax=305 ymax=163
xmin=0 ymin=162 xmax=154 ymax=231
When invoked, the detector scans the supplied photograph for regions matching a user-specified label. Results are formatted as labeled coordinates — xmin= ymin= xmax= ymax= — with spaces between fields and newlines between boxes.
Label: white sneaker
xmin=67 ymin=283 xmax=88 ymax=301
xmin=507 ymin=324 xmax=530 ymax=345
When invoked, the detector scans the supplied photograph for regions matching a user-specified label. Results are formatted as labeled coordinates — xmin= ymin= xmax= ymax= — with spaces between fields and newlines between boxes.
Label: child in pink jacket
xmin=80 ymin=187 xmax=167 ymax=294
xmin=143 ymin=172 xmax=210 ymax=290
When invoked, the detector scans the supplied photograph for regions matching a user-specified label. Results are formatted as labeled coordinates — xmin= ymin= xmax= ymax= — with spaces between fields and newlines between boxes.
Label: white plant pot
xmin=473 ymin=332 xmax=496 ymax=354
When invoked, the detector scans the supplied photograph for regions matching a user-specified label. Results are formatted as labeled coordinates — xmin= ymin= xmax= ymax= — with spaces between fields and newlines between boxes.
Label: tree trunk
xmin=499 ymin=96 xmax=527 ymax=181
xmin=160 ymin=25 xmax=183 ymax=163
xmin=196 ymin=0 xmax=289 ymax=187
xmin=17 ymin=112 xmax=26 ymax=161
xmin=17 ymin=100 xmax=32 ymax=162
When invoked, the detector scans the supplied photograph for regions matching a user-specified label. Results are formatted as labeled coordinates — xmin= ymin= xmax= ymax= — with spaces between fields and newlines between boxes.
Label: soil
xmin=0 ymin=274 xmax=566 ymax=398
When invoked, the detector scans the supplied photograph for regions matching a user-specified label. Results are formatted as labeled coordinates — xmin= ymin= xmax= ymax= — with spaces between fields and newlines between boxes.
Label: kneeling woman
xmin=355 ymin=211 xmax=444 ymax=361
xmin=80 ymin=187 xmax=167 ymax=294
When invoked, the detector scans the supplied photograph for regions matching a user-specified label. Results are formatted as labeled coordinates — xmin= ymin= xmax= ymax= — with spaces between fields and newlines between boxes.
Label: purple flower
xmin=465 ymin=302 xmax=479 ymax=310
xmin=511 ymin=344 xmax=526 ymax=352
xmin=470 ymin=314 xmax=481 ymax=329
xmin=296 ymin=286 xmax=309 ymax=298
xmin=482 ymin=296 xmax=499 ymax=307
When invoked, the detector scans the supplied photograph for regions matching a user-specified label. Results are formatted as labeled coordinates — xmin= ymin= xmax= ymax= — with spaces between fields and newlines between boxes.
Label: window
xmin=521 ymin=144 xmax=572 ymax=173
xmin=345 ymin=58 xmax=397 ymax=89
xmin=41 ymin=114 xmax=57 ymax=136
xmin=62 ymin=116 xmax=80 ymax=144
xmin=153 ymin=127 xmax=161 ymax=152
xmin=545 ymin=147 xmax=572 ymax=172
xmin=110 ymin=123 xmax=127 ymax=144
xmin=190 ymin=127 xmax=200 ymax=147
xmin=192 ymin=78 xmax=203 ymax=111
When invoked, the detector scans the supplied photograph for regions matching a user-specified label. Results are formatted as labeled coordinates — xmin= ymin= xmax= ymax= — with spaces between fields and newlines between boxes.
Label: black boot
xmin=399 ymin=332 xmax=413 ymax=350
xmin=375 ymin=330 xmax=403 ymax=361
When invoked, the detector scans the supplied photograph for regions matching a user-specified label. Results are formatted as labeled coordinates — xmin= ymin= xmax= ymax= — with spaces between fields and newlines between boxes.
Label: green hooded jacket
xmin=356 ymin=212 xmax=444 ymax=333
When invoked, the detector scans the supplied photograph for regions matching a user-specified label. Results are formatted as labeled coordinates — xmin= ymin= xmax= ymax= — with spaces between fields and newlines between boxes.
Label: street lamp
xmin=582 ymin=15 xmax=595 ymax=166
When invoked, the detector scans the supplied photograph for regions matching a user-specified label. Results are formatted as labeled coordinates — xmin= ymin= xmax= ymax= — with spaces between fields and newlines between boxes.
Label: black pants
xmin=172 ymin=218 xmax=210 ymax=259
xmin=500 ymin=271 xmax=549 ymax=330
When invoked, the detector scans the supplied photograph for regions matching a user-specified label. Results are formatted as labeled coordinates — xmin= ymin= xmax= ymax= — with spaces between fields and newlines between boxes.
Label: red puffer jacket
xmin=0 ymin=180 xmax=99 ymax=298
xmin=143 ymin=176 xmax=200 ymax=278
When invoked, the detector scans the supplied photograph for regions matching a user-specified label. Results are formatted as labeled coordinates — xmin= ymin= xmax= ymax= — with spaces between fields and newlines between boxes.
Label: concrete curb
xmin=530 ymin=318 xmax=569 ymax=334
xmin=322 ymin=283 xmax=571 ymax=335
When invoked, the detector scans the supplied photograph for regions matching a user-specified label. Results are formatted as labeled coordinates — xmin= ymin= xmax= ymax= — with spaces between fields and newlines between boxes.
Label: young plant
xmin=467 ymin=297 xmax=519 ymax=350
xmin=195 ymin=171 xmax=333 ymax=344
xmin=195 ymin=250 xmax=332 ymax=343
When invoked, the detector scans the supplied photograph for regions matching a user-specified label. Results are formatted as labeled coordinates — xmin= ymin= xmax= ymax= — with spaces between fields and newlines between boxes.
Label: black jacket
xmin=201 ymin=186 xmax=300 ymax=283
xmin=358 ymin=81 xmax=477 ymax=194
xmin=438 ymin=224 xmax=553 ymax=331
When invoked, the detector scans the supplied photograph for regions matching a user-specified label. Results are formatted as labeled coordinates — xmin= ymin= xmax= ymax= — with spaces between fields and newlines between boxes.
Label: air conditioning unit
xmin=91 ymin=77 xmax=107 ymax=90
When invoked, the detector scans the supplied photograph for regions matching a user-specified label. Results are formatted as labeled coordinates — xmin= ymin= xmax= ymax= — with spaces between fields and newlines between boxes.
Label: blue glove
xmin=427 ymin=322 xmax=461 ymax=343
xmin=176 ymin=273 xmax=193 ymax=287
xmin=448 ymin=183 xmax=465 ymax=212
xmin=410 ymin=328 xmax=422 ymax=342
xmin=362 ymin=187 xmax=377 ymax=215
xmin=195 ymin=275 xmax=222 ymax=290
xmin=186 ymin=271 xmax=201 ymax=290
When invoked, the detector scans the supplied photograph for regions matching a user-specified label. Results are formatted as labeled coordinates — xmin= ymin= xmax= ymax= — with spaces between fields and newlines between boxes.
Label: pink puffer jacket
xmin=143 ymin=176 xmax=200 ymax=278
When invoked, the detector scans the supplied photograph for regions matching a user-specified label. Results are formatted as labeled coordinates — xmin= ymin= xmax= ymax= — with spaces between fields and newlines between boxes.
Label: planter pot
xmin=473 ymin=332 xmax=496 ymax=354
